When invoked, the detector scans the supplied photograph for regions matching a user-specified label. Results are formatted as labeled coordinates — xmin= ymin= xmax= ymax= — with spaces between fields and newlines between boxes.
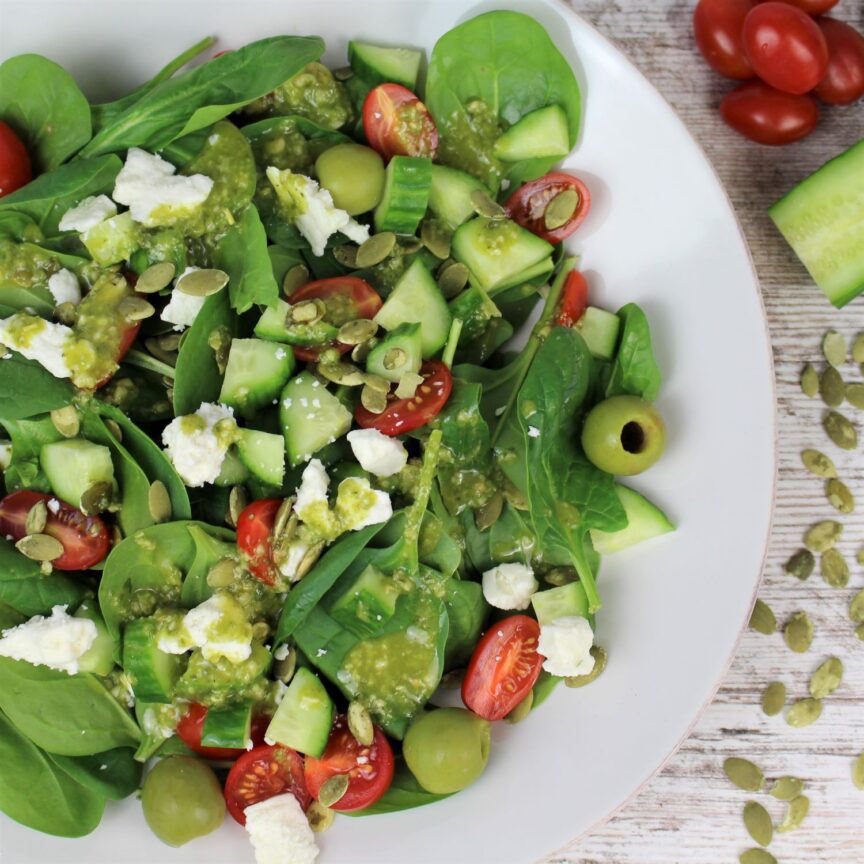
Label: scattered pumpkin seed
xmin=819 ymin=367 xmax=845 ymax=407
xmin=850 ymin=587 xmax=864 ymax=623
xmin=157 ymin=332 xmax=182 ymax=352
xmin=273 ymin=496 xmax=297 ymax=543
xmin=544 ymin=188 xmax=579 ymax=231
xmin=770 ymin=776 xmax=804 ymax=800
xmin=332 ymin=244 xmax=359 ymax=268
xmin=824 ymin=410 xmax=857 ymax=449
xmin=564 ymin=645 xmax=608 ymax=688
xmin=289 ymin=298 xmax=325 ymax=325
xmin=383 ymin=347 xmax=407 ymax=371
xmin=80 ymin=481 xmax=113 ymax=515
xmin=24 ymin=500 xmax=47 ymax=536
xmin=394 ymin=371 xmax=424 ymax=399
xmin=350 ymin=338 xmax=376 ymax=364
xmin=777 ymin=794 xmax=810 ymax=832
xmin=853 ymin=753 xmax=864 ymax=790
xmin=274 ymin=646 xmax=297 ymax=684
xmin=786 ymin=697 xmax=822 ymax=727
xmin=852 ymin=333 xmax=864 ymax=363
xmin=306 ymin=801 xmax=334 ymax=833
xmin=857 ymin=623 xmax=864 ymax=641
xmin=356 ymin=231 xmax=396 ymax=268
xmin=742 ymin=800 xmax=773 ymax=847
xmin=55 ymin=301 xmax=78 ymax=326
xmin=295 ymin=541 xmax=325 ymax=580
xmin=396 ymin=235 xmax=423 ymax=254
xmin=206 ymin=557 xmax=236 ymax=589
xmin=723 ymin=757 xmax=764 ymax=792
xmin=363 ymin=373 xmax=391 ymax=394
xmin=804 ymin=519 xmax=842 ymax=552
xmin=15 ymin=533 xmax=64 ymax=562
xmin=317 ymin=774 xmax=349 ymax=808
xmin=825 ymin=477 xmax=854 ymax=513
xmin=800 ymin=448 xmax=836 ymax=478
xmin=332 ymin=65 xmax=353 ymax=81
xmin=144 ymin=337 xmax=178 ymax=367
xmin=118 ymin=295 xmax=156 ymax=321
xmin=360 ymin=384 xmax=388 ymax=414
xmin=208 ymin=326 xmax=232 ymax=375
xmin=800 ymin=363 xmax=819 ymax=397
xmin=49 ymin=405 xmax=80 ymax=438
xmin=176 ymin=268 xmax=229 ymax=297
xmin=104 ymin=418 xmax=123 ymax=441
xmin=420 ymin=220 xmax=451 ymax=259
xmin=845 ymin=382 xmax=864 ymax=410
xmin=739 ymin=850 xmax=776 ymax=864
xmin=475 ymin=491 xmax=504 ymax=531
xmin=821 ymin=547 xmax=850 ymax=588
xmin=783 ymin=611 xmax=813 ymax=653
xmin=136 ymin=261 xmax=176 ymax=294
xmin=761 ymin=681 xmax=786 ymax=716
xmin=318 ymin=361 xmax=366 ymax=386
xmin=505 ymin=690 xmax=534 ymax=724
xmin=437 ymin=260 xmax=470 ymax=298
xmin=822 ymin=329 xmax=847 ymax=367
xmin=749 ymin=599 xmax=776 ymax=635
xmin=147 ymin=480 xmax=171 ymax=523
xmin=809 ymin=656 xmax=843 ymax=698
xmin=227 ymin=485 xmax=248 ymax=528
xmin=347 ymin=701 xmax=374 ymax=746
xmin=784 ymin=548 xmax=814 ymax=580
xmin=470 ymin=188 xmax=507 ymax=219
xmin=336 ymin=318 xmax=377 ymax=346
xmin=282 ymin=264 xmax=309 ymax=297
xmin=318 ymin=347 xmax=342 ymax=367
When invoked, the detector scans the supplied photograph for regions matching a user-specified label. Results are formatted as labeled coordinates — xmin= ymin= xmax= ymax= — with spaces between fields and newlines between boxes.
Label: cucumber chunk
xmin=82 ymin=212 xmax=137 ymax=266
xmin=576 ymin=306 xmax=621 ymax=360
xmin=365 ymin=322 xmax=423 ymax=382
xmin=280 ymin=372 xmax=352 ymax=467
xmin=374 ymin=156 xmax=432 ymax=234
xmin=428 ymin=165 xmax=492 ymax=230
xmin=589 ymin=485 xmax=674 ymax=554
xmin=492 ymin=105 xmax=570 ymax=162
xmin=40 ymin=438 xmax=115 ymax=509
xmin=123 ymin=618 xmax=184 ymax=704
xmin=219 ymin=338 xmax=296 ymax=417
xmin=373 ymin=259 xmax=451 ymax=357
xmin=348 ymin=41 xmax=423 ymax=90
xmin=236 ymin=428 xmax=286 ymax=487
xmin=254 ymin=299 xmax=338 ymax=347
xmin=202 ymin=702 xmax=253 ymax=749
xmin=532 ymin=583 xmax=589 ymax=626
xmin=265 ymin=667 xmax=334 ymax=758
xmin=74 ymin=602 xmax=117 ymax=676
xmin=331 ymin=564 xmax=401 ymax=625
xmin=448 ymin=285 xmax=501 ymax=342
xmin=214 ymin=447 xmax=251 ymax=487
xmin=769 ymin=139 xmax=864 ymax=308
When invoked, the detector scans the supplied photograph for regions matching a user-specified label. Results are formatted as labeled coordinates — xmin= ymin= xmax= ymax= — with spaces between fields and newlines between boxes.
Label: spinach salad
xmin=0 ymin=10 xmax=674 ymax=862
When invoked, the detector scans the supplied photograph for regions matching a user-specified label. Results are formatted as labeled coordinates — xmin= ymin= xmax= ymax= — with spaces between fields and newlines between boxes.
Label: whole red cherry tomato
xmin=720 ymin=80 xmax=819 ymax=145
xmin=769 ymin=0 xmax=839 ymax=14
xmin=0 ymin=121 xmax=31 ymax=197
xmin=813 ymin=18 xmax=864 ymax=105
xmin=693 ymin=0 xmax=757 ymax=79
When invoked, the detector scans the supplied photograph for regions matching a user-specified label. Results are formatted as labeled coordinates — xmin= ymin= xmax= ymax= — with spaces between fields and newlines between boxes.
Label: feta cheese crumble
xmin=347 ymin=428 xmax=408 ymax=477
xmin=0 ymin=314 xmax=73 ymax=378
xmin=160 ymin=267 xmax=206 ymax=330
xmin=58 ymin=194 xmax=117 ymax=233
xmin=335 ymin=477 xmax=392 ymax=531
xmin=162 ymin=402 xmax=236 ymax=487
xmin=481 ymin=562 xmax=539 ymax=611
xmin=182 ymin=593 xmax=253 ymax=663
xmin=47 ymin=269 xmax=82 ymax=306
xmin=277 ymin=540 xmax=313 ymax=584
xmin=0 ymin=606 xmax=97 ymax=674
xmin=294 ymin=459 xmax=330 ymax=518
xmin=537 ymin=615 xmax=595 ymax=677
xmin=244 ymin=793 xmax=318 ymax=864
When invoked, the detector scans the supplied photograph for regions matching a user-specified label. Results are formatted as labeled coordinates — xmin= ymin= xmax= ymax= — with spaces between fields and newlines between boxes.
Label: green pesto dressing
xmin=174 ymin=642 xmax=272 ymax=709
xmin=0 ymin=239 xmax=63 ymax=290
xmin=438 ymin=99 xmax=503 ymax=190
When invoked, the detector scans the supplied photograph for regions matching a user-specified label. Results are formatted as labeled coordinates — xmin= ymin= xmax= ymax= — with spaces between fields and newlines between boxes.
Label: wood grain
xmin=549 ymin=2 xmax=864 ymax=862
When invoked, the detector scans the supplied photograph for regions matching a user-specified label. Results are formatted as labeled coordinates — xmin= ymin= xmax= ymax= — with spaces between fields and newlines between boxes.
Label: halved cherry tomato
xmin=693 ymin=0 xmax=757 ymax=80
xmin=555 ymin=270 xmax=589 ymax=327
xmin=813 ymin=18 xmax=864 ymax=106
xmin=0 ymin=121 xmax=31 ymax=198
xmin=504 ymin=172 xmax=590 ymax=245
xmin=304 ymin=715 xmax=394 ymax=812
xmin=224 ymin=744 xmax=310 ymax=825
xmin=362 ymin=83 xmax=438 ymax=161
xmin=176 ymin=703 xmax=270 ymax=760
xmin=236 ymin=498 xmax=281 ymax=585
xmin=93 ymin=321 xmax=141 ymax=389
xmin=0 ymin=490 xmax=111 ymax=570
xmin=720 ymin=80 xmax=818 ymax=145
xmin=462 ymin=614 xmax=543 ymax=722
xmin=355 ymin=359 xmax=452 ymax=436
xmin=289 ymin=277 xmax=382 ymax=363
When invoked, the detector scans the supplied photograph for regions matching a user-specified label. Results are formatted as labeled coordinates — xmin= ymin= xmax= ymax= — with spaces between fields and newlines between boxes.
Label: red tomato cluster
xmin=693 ymin=0 xmax=864 ymax=145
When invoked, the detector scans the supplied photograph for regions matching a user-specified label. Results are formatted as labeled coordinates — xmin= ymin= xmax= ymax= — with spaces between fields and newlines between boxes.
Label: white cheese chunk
xmin=244 ymin=793 xmax=318 ymax=864
xmin=161 ymin=402 xmax=236 ymax=487
xmin=58 ymin=194 xmax=117 ymax=233
xmin=481 ymin=562 xmax=539 ymax=611
xmin=277 ymin=540 xmax=313 ymax=584
xmin=182 ymin=593 xmax=253 ymax=663
xmin=160 ymin=267 xmax=206 ymax=330
xmin=293 ymin=458 xmax=330 ymax=519
xmin=335 ymin=477 xmax=392 ymax=531
xmin=0 ymin=314 xmax=73 ymax=378
xmin=47 ymin=269 xmax=82 ymax=306
xmin=537 ymin=615 xmax=595 ymax=677
xmin=346 ymin=428 xmax=408 ymax=477
xmin=0 ymin=605 xmax=97 ymax=674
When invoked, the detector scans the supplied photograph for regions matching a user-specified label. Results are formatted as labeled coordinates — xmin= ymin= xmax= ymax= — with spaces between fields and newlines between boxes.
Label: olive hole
xmin=620 ymin=421 xmax=646 ymax=454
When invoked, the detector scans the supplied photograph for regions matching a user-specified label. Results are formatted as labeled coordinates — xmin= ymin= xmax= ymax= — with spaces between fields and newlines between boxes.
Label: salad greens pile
xmin=0 ymin=9 xmax=673 ymax=860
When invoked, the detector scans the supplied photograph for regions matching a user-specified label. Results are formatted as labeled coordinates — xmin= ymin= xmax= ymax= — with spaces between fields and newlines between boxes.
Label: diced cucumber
xmin=254 ymin=299 xmax=338 ymax=347
xmin=531 ymin=582 xmax=589 ymax=626
xmin=331 ymin=564 xmax=401 ymax=625
xmin=265 ymin=667 xmax=334 ymax=758
xmin=236 ymin=428 xmax=286 ymax=487
xmin=373 ymin=259 xmax=451 ymax=357
xmin=492 ymin=105 xmax=570 ymax=162
xmin=348 ymin=41 xmax=423 ymax=90
xmin=448 ymin=285 xmax=501 ymax=342
xmin=82 ymin=212 xmax=137 ymax=266
xmin=214 ymin=447 xmax=251 ymax=487
xmin=122 ymin=618 xmax=184 ymax=703
xmin=452 ymin=217 xmax=554 ymax=293
xmin=769 ymin=139 xmax=864 ymax=308
xmin=428 ymin=165 xmax=491 ymax=230
xmin=589 ymin=485 xmax=674 ymax=554
xmin=40 ymin=438 xmax=115 ymax=509
xmin=374 ymin=156 xmax=432 ymax=234
xmin=576 ymin=306 xmax=621 ymax=360
xmin=365 ymin=322 xmax=423 ymax=382
xmin=202 ymin=701 xmax=253 ymax=749
xmin=219 ymin=338 xmax=296 ymax=416
xmin=280 ymin=372 xmax=352 ymax=467
xmin=74 ymin=601 xmax=117 ymax=676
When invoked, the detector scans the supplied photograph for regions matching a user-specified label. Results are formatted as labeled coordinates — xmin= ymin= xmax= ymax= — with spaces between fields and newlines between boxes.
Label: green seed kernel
xmin=784 ymin=548 xmax=814 ymax=580
xmin=822 ymin=330 xmax=847 ymax=367
xmin=800 ymin=448 xmax=836 ymax=478
xmin=777 ymin=794 xmax=810 ymax=833
xmin=739 ymin=849 xmax=777 ymax=864
xmin=743 ymin=800 xmax=773 ymax=847
xmin=820 ymin=547 xmax=850 ymax=588
xmin=769 ymin=776 xmax=804 ymax=800
xmin=819 ymin=366 xmax=845 ymax=407
xmin=723 ymin=757 xmax=764 ymax=792
xmin=749 ymin=599 xmax=776 ymax=635
xmin=800 ymin=363 xmax=819 ymax=397
xmin=761 ymin=681 xmax=786 ymax=716
xmin=804 ymin=519 xmax=842 ymax=553
xmin=809 ymin=657 xmax=843 ymax=698
xmin=785 ymin=698 xmax=823 ymax=728
xmin=825 ymin=477 xmax=854 ymax=514
xmin=823 ymin=410 xmax=857 ymax=450
xmin=783 ymin=610 xmax=813 ymax=653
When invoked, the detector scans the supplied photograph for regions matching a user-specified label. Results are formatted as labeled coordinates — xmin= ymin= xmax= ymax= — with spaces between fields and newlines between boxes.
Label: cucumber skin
xmin=374 ymin=156 xmax=432 ymax=234
xmin=280 ymin=373 xmax=352 ymax=467
xmin=235 ymin=428 xmax=286 ymax=487
xmin=492 ymin=105 xmax=570 ymax=162
xmin=589 ymin=485 xmax=674 ymax=554
xmin=122 ymin=618 xmax=184 ymax=704
xmin=265 ymin=667 xmax=334 ymax=758
xmin=348 ymin=41 xmax=422 ymax=90
xmin=219 ymin=338 xmax=296 ymax=416
xmin=428 ymin=165 xmax=490 ymax=230
xmin=40 ymin=439 xmax=115 ymax=510
xmin=201 ymin=702 xmax=253 ymax=749
xmin=365 ymin=322 xmax=423 ymax=382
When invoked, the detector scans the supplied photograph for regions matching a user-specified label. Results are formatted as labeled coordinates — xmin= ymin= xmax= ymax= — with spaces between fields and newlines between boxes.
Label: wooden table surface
xmin=547 ymin=2 xmax=864 ymax=862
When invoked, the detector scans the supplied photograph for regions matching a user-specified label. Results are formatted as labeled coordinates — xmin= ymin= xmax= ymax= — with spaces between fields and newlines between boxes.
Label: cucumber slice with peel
xmin=219 ymin=338 xmax=295 ymax=416
xmin=576 ymin=306 xmax=621 ymax=360
xmin=235 ymin=428 xmax=286 ymax=487
xmin=365 ymin=322 xmax=423 ymax=382
xmin=531 ymin=583 xmax=589 ymax=626
xmin=348 ymin=41 xmax=423 ymax=89
xmin=589 ymin=485 xmax=674 ymax=554
xmin=492 ymin=105 xmax=570 ymax=161
xmin=202 ymin=702 xmax=253 ymax=750
xmin=123 ymin=618 xmax=184 ymax=704
xmin=265 ymin=667 xmax=334 ymax=758
xmin=373 ymin=156 xmax=432 ymax=234
xmin=40 ymin=438 xmax=115 ymax=510
xmin=280 ymin=372 xmax=352 ymax=467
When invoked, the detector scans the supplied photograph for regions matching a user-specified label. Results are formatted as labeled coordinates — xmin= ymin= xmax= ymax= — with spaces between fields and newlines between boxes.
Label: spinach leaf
xmin=459 ymin=502 xmax=536 ymax=576
xmin=605 ymin=302 xmax=661 ymax=401
xmin=0 ymin=353 xmax=75 ymax=420
xmin=347 ymin=758 xmax=452 ymax=816
xmin=531 ymin=669 xmax=561 ymax=709
xmin=0 ymin=708 xmax=105 ymax=837
xmin=0 ymin=284 xmax=54 ymax=316
xmin=443 ymin=579 xmax=486 ymax=669
xmin=370 ymin=509 xmax=462 ymax=579
xmin=0 ymin=54 xmax=91 ymax=171
xmin=0 ymin=210 xmax=41 ymax=241
xmin=433 ymin=380 xmax=490 ymax=467
xmin=0 ymin=658 xmax=140 ymax=756
xmin=81 ymin=36 xmax=325 ymax=157
xmin=180 ymin=524 xmax=238 ymax=607
xmin=47 ymin=747 xmax=142 ymax=800
xmin=268 ymin=244 xmax=304 ymax=285
xmin=0 ymin=603 xmax=25 ymax=630
xmin=241 ymin=113 xmax=350 ymax=155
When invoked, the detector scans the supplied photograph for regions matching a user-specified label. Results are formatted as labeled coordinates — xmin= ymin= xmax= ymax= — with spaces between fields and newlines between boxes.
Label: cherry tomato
xmin=362 ymin=83 xmax=438 ymax=161
xmin=693 ymin=0 xmax=757 ymax=79
xmin=224 ymin=744 xmax=310 ymax=825
xmin=813 ymin=18 xmax=864 ymax=105
xmin=93 ymin=321 xmax=141 ymax=389
xmin=289 ymin=277 xmax=382 ymax=363
xmin=0 ymin=490 xmax=110 ymax=570
xmin=768 ymin=0 xmax=838 ymax=15
xmin=355 ymin=359 xmax=452 ymax=436
xmin=721 ymin=80 xmax=818 ymax=144
xmin=742 ymin=3 xmax=828 ymax=94
xmin=236 ymin=498 xmax=281 ymax=585
xmin=304 ymin=715 xmax=394 ymax=812
xmin=504 ymin=172 xmax=590 ymax=245
xmin=555 ymin=270 xmax=589 ymax=327
xmin=461 ymin=614 xmax=543 ymax=722
xmin=0 ymin=121 xmax=31 ymax=197
xmin=176 ymin=703 xmax=270 ymax=761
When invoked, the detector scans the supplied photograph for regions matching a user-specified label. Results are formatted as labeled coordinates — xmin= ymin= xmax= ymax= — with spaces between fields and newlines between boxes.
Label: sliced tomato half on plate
xmin=362 ymin=83 xmax=438 ymax=160
xmin=505 ymin=172 xmax=590 ymax=245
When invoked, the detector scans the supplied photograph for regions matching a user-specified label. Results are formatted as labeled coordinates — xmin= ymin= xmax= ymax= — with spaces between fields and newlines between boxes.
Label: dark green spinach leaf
xmin=47 ymin=747 xmax=142 ymax=800
xmin=605 ymin=302 xmax=661 ymax=401
xmin=346 ymin=758 xmax=452 ymax=816
xmin=443 ymin=579 xmax=486 ymax=669
xmin=0 ymin=354 xmax=75 ymax=421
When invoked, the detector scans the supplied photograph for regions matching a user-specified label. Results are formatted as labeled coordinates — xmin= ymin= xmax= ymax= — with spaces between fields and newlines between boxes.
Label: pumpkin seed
xmin=804 ymin=519 xmax=842 ymax=552
xmin=784 ymin=549 xmax=814 ymax=580
xmin=24 ymin=500 xmax=47 ymax=536
xmin=825 ymin=477 xmax=854 ymax=513
xmin=350 ymin=338 xmax=376 ymax=364
xmin=15 ymin=533 xmax=64 ymax=562
xmin=564 ymin=645 xmax=608 ymax=688
xmin=739 ymin=849 xmax=776 ymax=864
xmin=281 ymin=263 xmax=309 ymax=297
xmin=849 ymin=587 xmax=864 ymax=622
xmin=723 ymin=757 xmax=764 ymax=792
xmin=383 ymin=347 xmax=407 ymax=371
xmin=147 ymin=480 xmax=171 ymax=523
xmin=144 ymin=337 xmax=177 ymax=367
xmin=800 ymin=363 xmax=819 ymax=397
xmin=396 ymin=235 xmax=423 ymax=254
xmin=853 ymin=752 xmax=864 ymax=790
xmin=475 ymin=491 xmax=504 ymax=531
xmin=857 ymin=623 xmax=864 ymax=641
xmin=157 ymin=332 xmax=182 ymax=352
xmin=347 ymin=701 xmax=374 ymax=746
xmin=356 ymin=232 xmax=396 ymax=268
xmin=819 ymin=366 xmax=845 ymax=406
xmin=505 ymin=690 xmax=534 ymax=724
xmin=208 ymin=326 xmax=232 ymax=375
xmin=824 ymin=410 xmax=857 ymax=449
xmin=318 ymin=361 xmax=365 ymax=386
xmin=544 ymin=568 xmax=577 ymax=587
xmin=317 ymin=773 xmax=349 ymax=808
xmin=786 ymin=697 xmax=822 ymax=727
xmin=49 ymin=405 xmax=80 ymax=438
xmin=742 ymin=800 xmax=773 ymax=847
xmin=206 ymin=557 xmax=236 ymax=589
xmin=852 ymin=333 xmax=864 ymax=363
xmin=822 ymin=329 xmax=847 ymax=367
xmin=845 ymin=382 xmax=864 ymax=410
xmin=289 ymin=298 xmax=325 ymax=325
xmin=783 ymin=611 xmax=813 ymax=653
xmin=105 ymin=419 xmax=123 ymax=442
xmin=273 ymin=496 xmax=297 ymax=544
xmin=227 ymin=485 xmax=248 ymax=528
xmin=821 ymin=547 xmax=850 ymax=588
xmin=363 ymin=373 xmax=391 ymax=394
xmin=394 ymin=371 xmax=423 ymax=399
xmin=332 ymin=65 xmax=353 ymax=81
xmin=749 ymin=599 xmax=776 ymax=635
xmin=544 ymin=188 xmax=579 ymax=231
xmin=437 ymin=260 xmax=470 ymax=298
xmin=332 ymin=244 xmax=359 ymax=268
xmin=251 ymin=620 xmax=270 ymax=641
xmin=274 ymin=646 xmax=297 ymax=684
xmin=777 ymin=794 xmax=810 ymax=832
xmin=136 ymin=261 xmax=176 ymax=294
xmin=800 ymin=448 xmax=836 ymax=478
xmin=118 ymin=295 xmax=155 ymax=321
xmin=337 ymin=318 xmax=377 ymax=346
xmin=306 ymin=801 xmax=334 ymax=833
xmin=761 ymin=681 xmax=786 ymax=716
xmin=80 ymin=481 xmax=113 ymax=515
xmin=176 ymin=268 xmax=229 ymax=297
xmin=770 ymin=776 xmax=804 ymax=800
xmin=295 ymin=541 xmax=325 ymax=580
xmin=55 ymin=301 xmax=78 ymax=325
xmin=470 ymin=188 xmax=506 ymax=219
xmin=420 ymin=219 xmax=451 ymax=259
xmin=809 ymin=656 xmax=843 ymax=698
xmin=318 ymin=347 xmax=342 ymax=367
xmin=360 ymin=384 xmax=388 ymax=414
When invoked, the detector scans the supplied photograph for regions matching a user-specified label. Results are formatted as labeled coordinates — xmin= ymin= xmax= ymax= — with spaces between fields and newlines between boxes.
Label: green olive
xmin=581 ymin=395 xmax=666 ymax=476
xmin=315 ymin=144 xmax=385 ymax=215
xmin=141 ymin=756 xmax=225 ymax=847
xmin=403 ymin=708 xmax=491 ymax=794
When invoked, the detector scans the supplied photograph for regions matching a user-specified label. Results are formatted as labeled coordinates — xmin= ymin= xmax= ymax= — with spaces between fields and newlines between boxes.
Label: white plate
xmin=0 ymin=1 xmax=775 ymax=862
